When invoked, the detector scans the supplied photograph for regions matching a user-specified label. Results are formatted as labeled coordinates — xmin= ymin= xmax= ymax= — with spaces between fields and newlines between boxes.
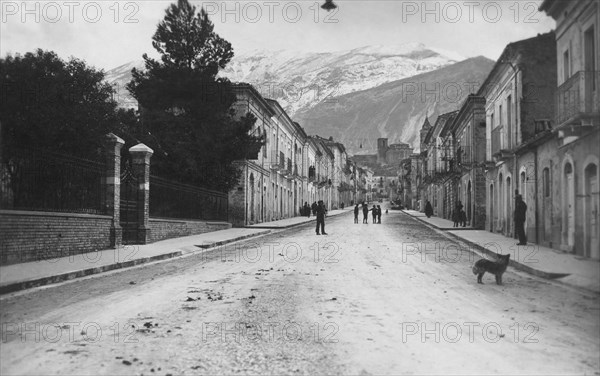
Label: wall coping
xmin=149 ymin=217 xmax=230 ymax=226
xmin=0 ymin=209 xmax=112 ymax=220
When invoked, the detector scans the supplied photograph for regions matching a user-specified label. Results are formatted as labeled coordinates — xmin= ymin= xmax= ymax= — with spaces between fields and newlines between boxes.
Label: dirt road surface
xmin=1 ymin=210 xmax=599 ymax=375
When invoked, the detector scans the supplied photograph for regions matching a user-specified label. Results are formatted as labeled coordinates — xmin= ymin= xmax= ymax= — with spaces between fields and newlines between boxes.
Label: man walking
xmin=316 ymin=200 xmax=327 ymax=235
xmin=354 ymin=204 xmax=360 ymax=224
xmin=514 ymin=194 xmax=527 ymax=245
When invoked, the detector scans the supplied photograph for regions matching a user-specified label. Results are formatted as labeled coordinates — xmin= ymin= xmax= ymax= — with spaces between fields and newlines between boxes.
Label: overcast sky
xmin=1 ymin=0 xmax=555 ymax=70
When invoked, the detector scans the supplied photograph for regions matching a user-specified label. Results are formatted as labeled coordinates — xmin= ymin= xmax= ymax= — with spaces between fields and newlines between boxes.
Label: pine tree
xmin=127 ymin=0 xmax=262 ymax=192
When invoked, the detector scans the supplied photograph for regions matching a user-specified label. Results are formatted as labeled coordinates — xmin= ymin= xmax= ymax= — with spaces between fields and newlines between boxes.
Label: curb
xmin=401 ymin=210 xmax=571 ymax=281
xmin=0 ymin=230 xmax=272 ymax=295
xmin=194 ymin=230 xmax=271 ymax=249
xmin=0 ymin=251 xmax=182 ymax=295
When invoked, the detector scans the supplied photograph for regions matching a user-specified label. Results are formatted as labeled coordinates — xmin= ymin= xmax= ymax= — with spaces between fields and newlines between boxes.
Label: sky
xmin=1 ymin=0 xmax=555 ymax=71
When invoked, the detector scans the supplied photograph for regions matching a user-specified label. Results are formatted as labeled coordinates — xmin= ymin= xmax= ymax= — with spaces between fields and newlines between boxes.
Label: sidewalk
xmin=402 ymin=210 xmax=600 ymax=293
xmin=0 ymin=210 xmax=350 ymax=295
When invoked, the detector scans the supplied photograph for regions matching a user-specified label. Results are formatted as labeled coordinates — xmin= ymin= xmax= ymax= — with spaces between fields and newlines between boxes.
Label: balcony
xmin=556 ymin=70 xmax=600 ymax=129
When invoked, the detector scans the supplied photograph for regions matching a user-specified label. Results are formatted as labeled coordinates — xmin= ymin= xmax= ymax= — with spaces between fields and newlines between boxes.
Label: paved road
xmin=1 ymin=210 xmax=599 ymax=375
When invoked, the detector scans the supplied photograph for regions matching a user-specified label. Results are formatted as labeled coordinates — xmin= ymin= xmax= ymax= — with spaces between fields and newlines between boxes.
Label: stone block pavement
xmin=0 ymin=209 xmax=352 ymax=294
xmin=402 ymin=210 xmax=600 ymax=294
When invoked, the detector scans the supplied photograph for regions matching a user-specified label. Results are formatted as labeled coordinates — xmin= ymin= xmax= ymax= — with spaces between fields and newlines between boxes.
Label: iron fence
xmin=0 ymin=146 xmax=106 ymax=214
xmin=149 ymin=175 xmax=228 ymax=221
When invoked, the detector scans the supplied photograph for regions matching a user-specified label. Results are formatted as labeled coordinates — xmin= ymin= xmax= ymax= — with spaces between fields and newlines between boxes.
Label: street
xmin=1 ymin=209 xmax=599 ymax=375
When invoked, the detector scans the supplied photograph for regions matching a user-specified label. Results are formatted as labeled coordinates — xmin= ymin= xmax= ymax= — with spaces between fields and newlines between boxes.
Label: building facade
xmin=540 ymin=0 xmax=599 ymax=258
xmin=478 ymin=32 xmax=557 ymax=239
xmin=450 ymin=94 xmax=487 ymax=229
xmin=229 ymin=84 xmax=351 ymax=226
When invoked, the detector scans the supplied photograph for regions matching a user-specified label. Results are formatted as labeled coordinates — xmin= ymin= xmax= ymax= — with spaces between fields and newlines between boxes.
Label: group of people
xmin=354 ymin=203 xmax=383 ymax=224
xmin=422 ymin=195 xmax=529 ymax=246
xmin=452 ymin=201 xmax=467 ymax=228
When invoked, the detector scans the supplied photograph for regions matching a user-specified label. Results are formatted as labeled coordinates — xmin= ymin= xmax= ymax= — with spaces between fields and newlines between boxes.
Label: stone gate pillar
xmin=130 ymin=143 xmax=153 ymax=244
xmin=104 ymin=133 xmax=125 ymax=247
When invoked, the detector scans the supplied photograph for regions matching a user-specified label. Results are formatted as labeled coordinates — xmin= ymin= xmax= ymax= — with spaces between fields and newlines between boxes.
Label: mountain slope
xmin=222 ymin=43 xmax=463 ymax=115
xmin=294 ymin=56 xmax=495 ymax=154
xmin=105 ymin=43 xmax=464 ymax=112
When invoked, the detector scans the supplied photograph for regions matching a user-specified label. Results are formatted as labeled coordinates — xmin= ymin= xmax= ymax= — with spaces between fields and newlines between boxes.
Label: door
xmin=565 ymin=164 xmax=575 ymax=248
xmin=490 ymin=184 xmax=494 ymax=232
xmin=585 ymin=164 xmax=599 ymax=258
xmin=249 ymin=174 xmax=255 ymax=224
xmin=467 ymin=181 xmax=472 ymax=226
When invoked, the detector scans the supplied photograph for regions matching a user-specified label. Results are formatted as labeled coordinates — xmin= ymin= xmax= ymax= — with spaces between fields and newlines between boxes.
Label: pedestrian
xmin=316 ymin=200 xmax=327 ymax=235
xmin=354 ymin=204 xmax=359 ymax=224
xmin=371 ymin=205 xmax=377 ymax=224
xmin=341 ymin=202 xmax=344 ymax=210
xmin=515 ymin=194 xmax=527 ymax=245
xmin=452 ymin=207 xmax=459 ymax=227
xmin=377 ymin=205 xmax=382 ymax=224
xmin=362 ymin=202 xmax=369 ymax=223
xmin=425 ymin=200 xmax=433 ymax=218
xmin=304 ymin=202 xmax=311 ymax=218
xmin=460 ymin=208 xmax=467 ymax=227
xmin=311 ymin=201 xmax=318 ymax=216
xmin=453 ymin=201 xmax=463 ymax=227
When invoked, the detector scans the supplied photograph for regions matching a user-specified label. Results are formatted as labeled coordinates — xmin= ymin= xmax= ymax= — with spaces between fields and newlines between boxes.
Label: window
xmin=507 ymin=95 xmax=512 ymax=129
xmin=543 ymin=168 xmax=550 ymax=197
xmin=563 ymin=49 xmax=570 ymax=83
xmin=499 ymin=104 xmax=503 ymax=127
xmin=585 ymin=26 xmax=596 ymax=91
xmin=263 ymin=128 xmax=267 ymax=158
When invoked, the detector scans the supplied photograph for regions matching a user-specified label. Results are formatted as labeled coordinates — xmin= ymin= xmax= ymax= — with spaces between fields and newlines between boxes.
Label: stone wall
xmin=0 ymin=210 xmax=112 ymax=265
xmin=149 ymin=218 xmax=231 ymax=243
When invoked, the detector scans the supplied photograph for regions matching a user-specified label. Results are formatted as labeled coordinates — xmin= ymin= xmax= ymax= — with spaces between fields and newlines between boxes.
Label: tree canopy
xmin=0 ymin=49 xmax=120 ymax=159
xmin=127 ymin=0 xmax=262 ymax=192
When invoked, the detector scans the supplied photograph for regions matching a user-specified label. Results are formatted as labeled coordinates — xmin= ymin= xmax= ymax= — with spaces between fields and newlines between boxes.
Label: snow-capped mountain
xmin=104 ymin=43 xmax=464 ymax=113
xmin=295 ymin=56 xmax=495 ymax=154
xmin=222 ymin=43 xmax=464 ymax=115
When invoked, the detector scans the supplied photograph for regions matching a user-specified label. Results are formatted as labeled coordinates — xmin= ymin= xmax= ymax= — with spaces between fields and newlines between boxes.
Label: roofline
xmin=232 ymin=83 xmax=276 ymax=117
xmin=449 ymin=94 xmax=486 ymax=133
xmin=476 ymin=32 xmax=555 ymax=97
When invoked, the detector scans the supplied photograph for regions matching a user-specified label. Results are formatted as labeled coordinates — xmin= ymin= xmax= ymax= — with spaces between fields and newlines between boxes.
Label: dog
xmin=472 ymin=253 xmax=510 ymax=285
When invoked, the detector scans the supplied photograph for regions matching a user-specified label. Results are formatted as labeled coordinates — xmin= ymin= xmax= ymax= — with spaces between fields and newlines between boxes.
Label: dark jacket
xmin=514 ymin=200 xmax=527 ymax=223
xmin=424 ymin=202 xmax=433 ymax=217
xmin=316 ymin=203 xmax=327 ymax=219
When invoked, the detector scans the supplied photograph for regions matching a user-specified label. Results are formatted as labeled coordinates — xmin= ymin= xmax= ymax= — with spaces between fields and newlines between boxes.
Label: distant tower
xmin=377 ymin=138 xmax=388 ymax=164
xmin=419 ymin=117 xmax=432 ymax=152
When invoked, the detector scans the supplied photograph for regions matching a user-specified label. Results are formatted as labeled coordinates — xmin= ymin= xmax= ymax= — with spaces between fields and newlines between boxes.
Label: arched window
xmin=543 ymin=168 xmax=550 ymax=197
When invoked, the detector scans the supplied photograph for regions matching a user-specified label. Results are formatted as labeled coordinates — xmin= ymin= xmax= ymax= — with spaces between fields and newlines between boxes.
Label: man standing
xmin=316 ymin=200 xmax=327 ymax=235
xmin=362 ymin=202 xmax=369 ymax=224
xmin=514 ymin=194 xmax=527 ymax=245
